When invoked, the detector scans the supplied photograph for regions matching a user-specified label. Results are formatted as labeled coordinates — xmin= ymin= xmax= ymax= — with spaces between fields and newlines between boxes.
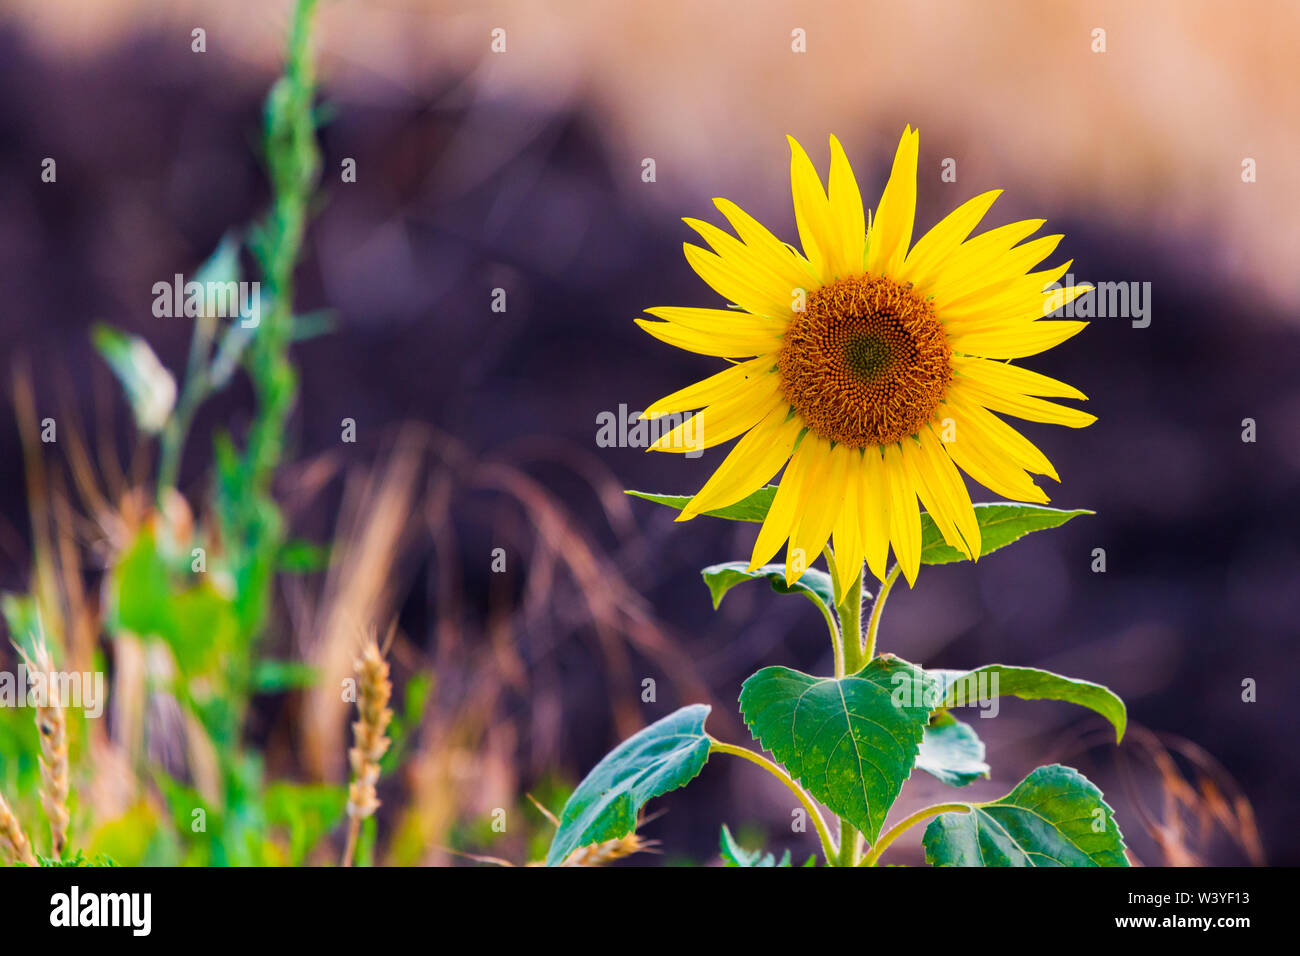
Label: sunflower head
xmin=637 ymin=128 xmax=1095 ymax=594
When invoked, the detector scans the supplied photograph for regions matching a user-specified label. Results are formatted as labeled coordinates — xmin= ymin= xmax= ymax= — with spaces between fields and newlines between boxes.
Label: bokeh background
xmin=0 ymin=0 xmax=1296 ymax=865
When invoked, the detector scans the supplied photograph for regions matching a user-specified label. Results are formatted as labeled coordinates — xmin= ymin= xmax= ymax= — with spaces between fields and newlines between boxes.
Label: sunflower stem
xmin=838 ymin=566 xmax=864 ymax=675
xmin=821 ymin=546 xmax=847 ymax=678
xmin=837 ymin=818 xmax=860 ymax=867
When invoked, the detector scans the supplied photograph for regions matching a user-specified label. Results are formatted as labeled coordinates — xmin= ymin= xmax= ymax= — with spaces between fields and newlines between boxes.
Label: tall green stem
xmin=825 ymin=551 xmax=868 ymax=865
xmin=820 ymin=546 xmax=846 ymax=678
xmin=838 ymin=570 xmax=864 ymax=676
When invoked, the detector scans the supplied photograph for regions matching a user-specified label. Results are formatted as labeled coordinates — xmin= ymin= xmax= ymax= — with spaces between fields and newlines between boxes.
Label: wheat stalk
xmin=18 ymin=628 xmax=69 ymax=860
xmin=559 ymin=832 xmax=658 ymax=867
xmin=0 ymin=789 xmax=38 ymax=867
xmin=341 ymin=631 xmax=393 ymax=867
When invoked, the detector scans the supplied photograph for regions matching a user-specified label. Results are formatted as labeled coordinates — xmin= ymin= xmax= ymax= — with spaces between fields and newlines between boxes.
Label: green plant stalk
xmin=820 ymin=546 xmax=846 ymax=678
xmin=201 ymin=0 xmax=321 ymax=860
xmin=832 ymin=556 xmax=868 ymax=865
xmin=860 ymin=802 xmax=972 ymax=866
xmin=838 ymin=568 xmax=864 ymax=676
xmin=230 ymin=0 xmax=320 ymax=637
xmin=708 ymin=739 xmax=836 ymax=864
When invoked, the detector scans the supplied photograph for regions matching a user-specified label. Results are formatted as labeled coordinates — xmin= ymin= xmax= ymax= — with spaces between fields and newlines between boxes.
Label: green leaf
xmin=701 ymin=562 xmax=846 ymax=616
xmin=920 ymin=503 xmax=1092 ymax=565
xmin=739 ymin=658 xmax=933 ymax=843
xmin=630 ymin=493 xmax=1091 ymax=571
xmin=626 ymin=486 xmax=776 ymax=523
xmin=190 ymin=233 xmax=242 ymax=290
xmin=104 ymin=527 xmax=241 ymax=678
xmin=928 ymin=665 xmax=1127 ymax=743
xmin=251 ymin=659 xmax=320 ymax=692
xmin=923 ymin=764 xmax=1129 ymax=867
xmin=916 ymin=712 xmax=989 ymax=787
xmin=719 ymin=824 xmax=789 ymax=867
xmin=91 ymin=324 xmax=177 ymax=434
xmin=279 ymin=539 xmax=330 ymax=573
xmin=546 ymin=705 xmax=712 ymax=866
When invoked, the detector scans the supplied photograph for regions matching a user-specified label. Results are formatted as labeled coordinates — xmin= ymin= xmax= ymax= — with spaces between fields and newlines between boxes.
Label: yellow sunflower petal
xmin=938 ymin=403 xmax=1049 ymax=503
xmin=827 ymin=135 xmax=866 ymax=279
xmin=865 ymin=126 xmax=920 ymax=277
xmin=713 ymin=197 xmax=820 ymax=290
xmin=787 ymin=135 xmax=836 ymax=284
xmin=898 ymin=189 xmax=1002 ymax=284
xmin=947 ymin=319 xmax=1088 ymax=359
xmin=883 ymin=443 xmax=922 ymax=585
xmin=952 ymin=374 xmax=1095 ymax=428
xmin=650 ymin=375 xmax=783 ymax=452
xmin=750 ymin=432 xmax=817 ymax=568
xmin=940 ymin=261 xmax=1076 ymax=326
xmin=787 ymin=435 xmax=845 ymax=583
xmin=858 ymin=445 xmax=891 ymax=583
xmin=680 ymin=406 xmax=802 ymax=518
xmin=942 ymin=390 xmax=1061 ymax=481
xmin=682 ymin=243 xmax=798 ymax=320
xmin=904 ymin=430 xmax=980 ymax=559
xmin=953 ymin=356 xmax=1087 ymax=400
xmin=636 ymin=309 xmax=784 ymax=358
xmin=935 ymin=235 xmax=1064 ymax=309
xmin=831 ymin=447 xmax=865 ymax=596
xmin=644 ymin=357 xmax=776 ymax=419
xmin=915 ymin=218 xmax=1045 ymax=303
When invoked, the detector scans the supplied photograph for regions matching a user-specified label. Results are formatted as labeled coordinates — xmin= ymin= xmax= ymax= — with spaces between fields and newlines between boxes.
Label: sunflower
xmin=637 ymin=127 xmax=1095 ymax=593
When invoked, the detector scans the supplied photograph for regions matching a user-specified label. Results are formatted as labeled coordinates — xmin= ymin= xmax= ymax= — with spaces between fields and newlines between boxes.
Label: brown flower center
xmin=778 ymin=274 xmax=952 ymax=447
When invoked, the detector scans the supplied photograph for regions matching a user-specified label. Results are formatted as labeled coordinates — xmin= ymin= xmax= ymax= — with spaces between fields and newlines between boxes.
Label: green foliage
xmin=626 ymin=487 xmax=776 ymax=522
xmin=263 ymin=783 xmax=348 ymax=866
xmin=923 ymin=765 xmax=1129 ymax=867
xmin=103 ymin=526 xmax=242 ymax=680
xmin=701 ymin=561 xmax=842 ymax=615
xmin=929 ymin=665 xmax=1127 ymax=742
xmin=90 ymin=324 xmax=176 ymax=435
xmin=546 ymin=484 xmax=1132 ymax=868
xmin=630 ymin=488 xmax=1091 ymax=569
xmin=546 ymin=705 xmax=712 ymax=866
xmin=38 ymin=850 xmax=118 ymax=867
xmin=919 ymin=503 xmax=1093 ymax=564
xmin=719 ymin=824 xmax=791 ymax=867
xmin=915 ymin=712 xmax=989 ymax=787
xmin=739 ymin=659 xmax=932 ymax=843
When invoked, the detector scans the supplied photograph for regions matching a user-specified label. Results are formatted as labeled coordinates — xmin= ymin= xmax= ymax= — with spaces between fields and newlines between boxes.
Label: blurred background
xmin=0 ymin=0 xmax=1295 ymax=865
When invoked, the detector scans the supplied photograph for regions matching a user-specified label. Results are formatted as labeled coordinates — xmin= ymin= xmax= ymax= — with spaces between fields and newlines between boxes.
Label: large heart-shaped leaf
xmin=701 ymin=562 xmax=845 ymax=616
xmin=923 ymin=764 xmax=1129 ymax=866
xmin=545 ymin=704 xmax=711 ymax=866
xmin=916 ymin=712 xmax=989 ymax=787
xmin=919 ymin=503 xmax=1092 ymax=564
xmin=739 ymin=658 xmax=933 ymax=843
xmin=928 ymin=665 xmax=1127 ymax=742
